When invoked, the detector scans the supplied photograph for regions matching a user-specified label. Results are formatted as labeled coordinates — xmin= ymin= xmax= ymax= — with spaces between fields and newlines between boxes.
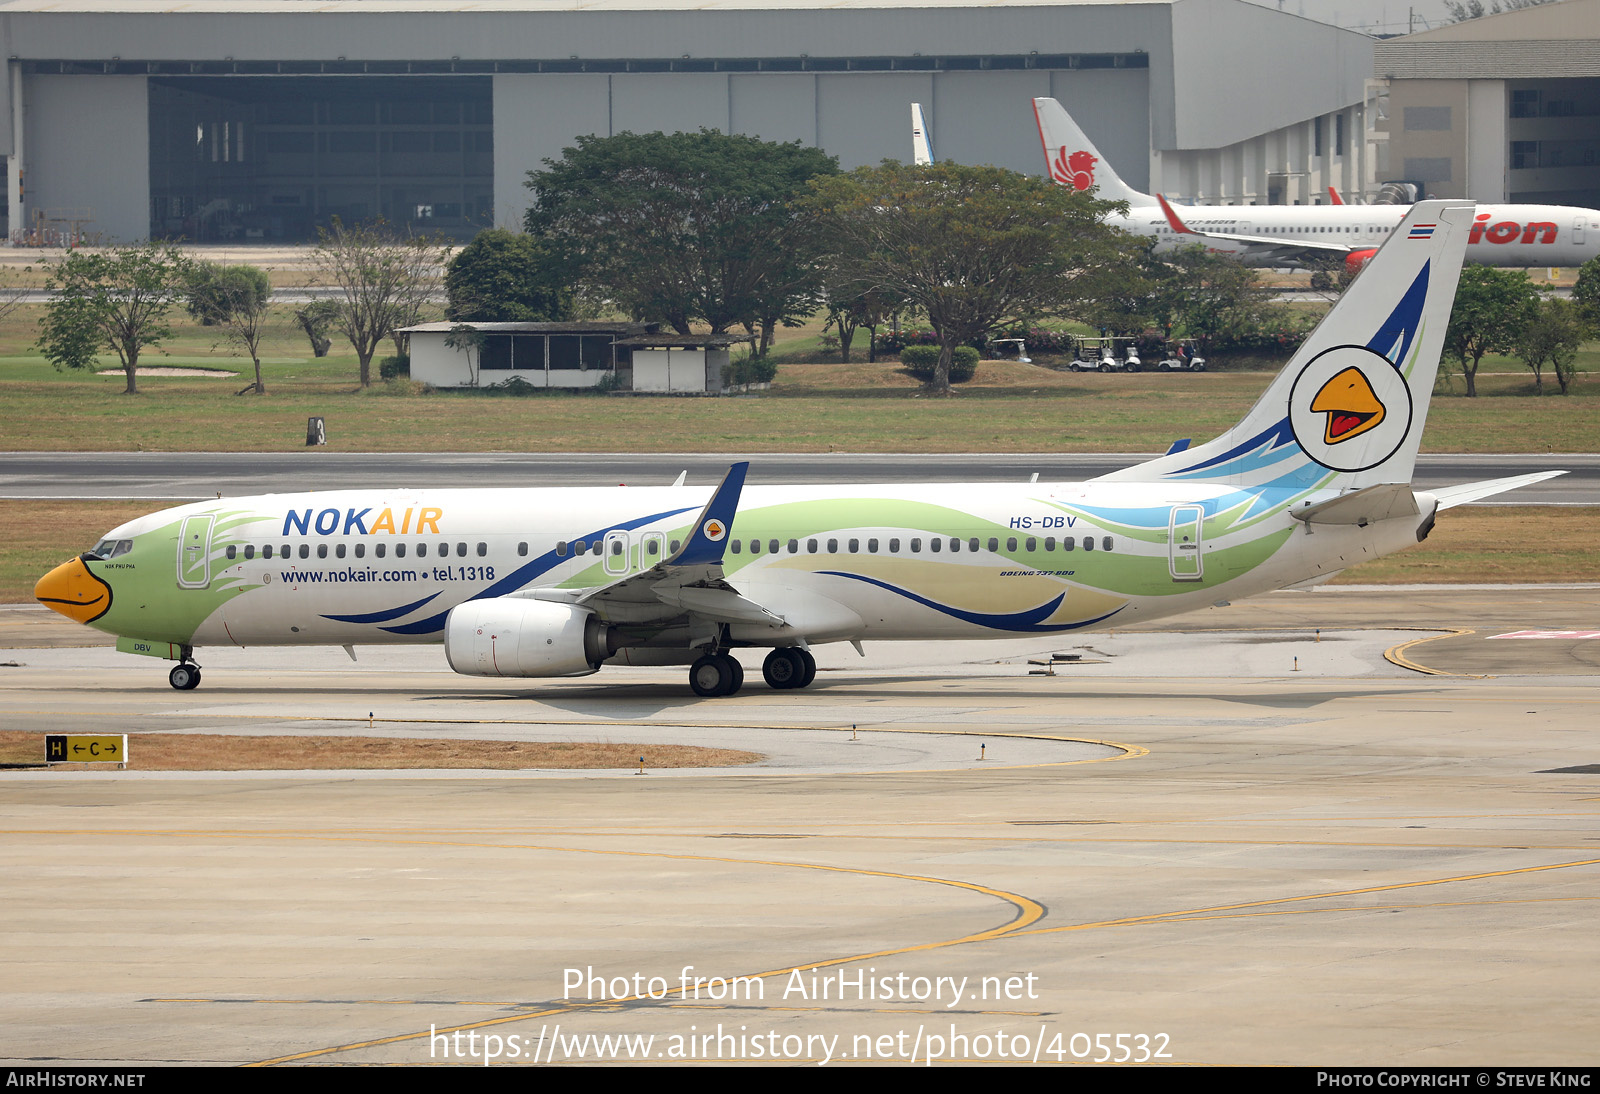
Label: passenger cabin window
xmin=1103 ymin=536 xmax=1114 ymax=551
xmin=226 ymin=545 xmax=237 ymax=560
xmin=376 ymin=543 xmax=386 ymax=558
xmin=418 ymin=543 xmax=428 ymax=558
xmin=298 ymin=544 xmax=310 ymax=559
xmin=517 ymin=542 xmax=528 ymax=557
xmin=556 ymin=541 xmax=568 ymax=557
xmin=827 ymin=538 xmax=837 ymax=553
xmin=355 ymin=544 xmax=366 ymax=559
xmin=477 ymin=543 xmax=487 ymax=557
xmin=317 ymin=544 xmax=328 ymax=559
xmin=336 ymin=544 xmax=346 ymax=559
xmin=396 ymin=543 xmax=407 ymax=558
xmin=243 ymin=545 xmax=255 ymax=560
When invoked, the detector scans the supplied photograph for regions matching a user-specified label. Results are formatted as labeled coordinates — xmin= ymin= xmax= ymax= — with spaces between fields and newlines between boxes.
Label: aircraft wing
xmin=1155 ymin=193 xmax=1355 ymax=260
xmin=1428 ymin=470 xmax=1566 ymax=511
xmin=528 ymin=461 xmax=785 ymax=627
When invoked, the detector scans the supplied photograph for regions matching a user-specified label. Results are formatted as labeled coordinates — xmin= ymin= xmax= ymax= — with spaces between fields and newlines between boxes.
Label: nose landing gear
xmin=168 ymin=650 xmax=202 ymax=691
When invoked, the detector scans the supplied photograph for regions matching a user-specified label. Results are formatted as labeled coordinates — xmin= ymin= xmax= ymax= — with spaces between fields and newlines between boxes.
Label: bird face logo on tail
xmin=1288 ymin=346 xmax=1414 ymax=473
xmin=1312 ymin=367 xmax=1387 ymax=445
xmin=1053 ymin=148 xmax=1097 ymax=191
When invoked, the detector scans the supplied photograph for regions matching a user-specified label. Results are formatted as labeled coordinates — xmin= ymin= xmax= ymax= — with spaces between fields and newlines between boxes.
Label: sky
xmin=1239 ymin=0 xmax=1459 ymax=36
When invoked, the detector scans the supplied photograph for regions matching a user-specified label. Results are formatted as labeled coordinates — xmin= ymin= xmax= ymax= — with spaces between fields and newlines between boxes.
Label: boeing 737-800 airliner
xmin=35 ymin=201 xmax=1559 ymax=697
xmin=1033 ymin=97 xmax=1600 ymax=272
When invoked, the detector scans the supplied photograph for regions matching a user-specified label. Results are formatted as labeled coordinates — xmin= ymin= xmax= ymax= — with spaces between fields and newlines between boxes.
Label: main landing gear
xmin=686 ymin=647 xmax=817 ymax=697
xmin=761 ymin=647 xmax=816 ymax=691
xmin=689 ymin=652 xmax=744 ymax=698
xmin=168 ymin=659 xmax=202 ymax=691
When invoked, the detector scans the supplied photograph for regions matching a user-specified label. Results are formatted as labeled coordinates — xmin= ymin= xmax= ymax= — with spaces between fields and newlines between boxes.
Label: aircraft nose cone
xmin=34 ymin=556 xmax=113 ymax=624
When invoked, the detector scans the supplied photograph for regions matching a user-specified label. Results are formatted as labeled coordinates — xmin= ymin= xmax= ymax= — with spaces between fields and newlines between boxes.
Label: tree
xmin=37 ymin=242 xmax=195 ymax=395
xmin=294 ymin=300 xmax=339 ymax=358
xmin=443 ymin=322 xmax=486 ymax=387
xmin=188 ymin=263 xmax=272 ymax=394
xmin=1443 ymin=265 xmax=1540 ymax=397
xmin=1517 ymin=296 xmax=1587 ymax=395
xmin=1571 ymin=255 xmax=1600 ymax=333
xmin=805 ymin=161 xmax=1124 ymax=393
xmin=1445 ymin=0 xmax=1557 ymax=21
xmin=446 ymin=228 xmax=571 ymax=323
xmin=310 ymin=218 xmax=449 ymax=388
xmin=526 ymin=130 xmax=839 ymax=337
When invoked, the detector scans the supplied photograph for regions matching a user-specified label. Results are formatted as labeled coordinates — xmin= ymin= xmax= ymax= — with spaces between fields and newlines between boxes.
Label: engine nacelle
xmin=1346 ymin=248 xmax=1378 ymax=275
xmin=444 ymin=598 xmax=610 ymax=678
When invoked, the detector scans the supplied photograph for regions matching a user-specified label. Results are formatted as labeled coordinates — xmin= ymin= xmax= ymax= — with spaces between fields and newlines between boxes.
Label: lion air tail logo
xmin=1311 ymin=367 xmax=1387 ymax=445
xmin=1052 ymin=148 xmax=1097 ymax=191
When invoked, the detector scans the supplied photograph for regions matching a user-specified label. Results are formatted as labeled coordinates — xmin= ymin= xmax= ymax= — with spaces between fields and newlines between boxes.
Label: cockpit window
xmin=93 ymin=539 xmax=135 ymax=558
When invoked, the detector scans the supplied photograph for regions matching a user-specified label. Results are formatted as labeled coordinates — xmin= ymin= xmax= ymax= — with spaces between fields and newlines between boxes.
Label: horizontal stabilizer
xmin=1430 ymin=470 xmax=1566 ymax=510
xmin=1290 ymin=482 xmax=1418 ymax=526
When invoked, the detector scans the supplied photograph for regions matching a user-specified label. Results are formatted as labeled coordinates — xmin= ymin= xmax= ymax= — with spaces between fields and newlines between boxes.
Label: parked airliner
xmin=35 ymin=201 xmax=1559 ymax=697
xmin=1033 ymin=97 xmax=1600 ymax=271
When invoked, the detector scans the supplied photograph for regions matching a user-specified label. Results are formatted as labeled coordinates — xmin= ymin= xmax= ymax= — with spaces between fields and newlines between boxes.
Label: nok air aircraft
xmin=36 ymin=201 xmax=1559 ymax=698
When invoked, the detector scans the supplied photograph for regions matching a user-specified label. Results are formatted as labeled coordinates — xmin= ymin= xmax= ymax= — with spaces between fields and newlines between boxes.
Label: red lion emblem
xmin=1052 ymin=148 xmax=1097 ymax=191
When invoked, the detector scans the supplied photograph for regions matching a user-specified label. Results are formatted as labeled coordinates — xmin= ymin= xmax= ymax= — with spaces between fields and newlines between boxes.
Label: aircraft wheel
xmin=689 ymin=655 xmax=735 ymax=698
xmin=762 ymin=648 xmax=803 ymax=690
xmin=795 ymin=648 xmax=817 ymax=689
xmin=169 ymin=663 xmax=201 ymax=691
xmin=726 ymin=656 xmax=744 ymax=696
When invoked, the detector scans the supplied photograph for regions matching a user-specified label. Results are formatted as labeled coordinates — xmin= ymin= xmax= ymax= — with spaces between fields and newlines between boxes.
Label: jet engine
xmin=444 ymin=598 xmax=611 ymax=677
xmin=1345 ymin=248 xmax=1378 ymax=275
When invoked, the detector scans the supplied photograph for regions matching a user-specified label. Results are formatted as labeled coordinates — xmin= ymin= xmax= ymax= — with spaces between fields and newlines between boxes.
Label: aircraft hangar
xmin=0 ymin=0 xmax=1377 ymax=244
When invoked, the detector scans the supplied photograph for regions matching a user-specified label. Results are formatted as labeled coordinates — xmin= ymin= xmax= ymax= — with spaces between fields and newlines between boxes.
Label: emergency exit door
xmin=1168 ymin=505 xmax=1204 ymax=581
xmin=177 ymin=515 xmax=214 ymax=589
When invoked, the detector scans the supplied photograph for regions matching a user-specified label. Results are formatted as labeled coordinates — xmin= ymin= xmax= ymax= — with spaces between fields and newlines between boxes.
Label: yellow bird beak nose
xmin=35 ymin=556 xmax=113 ymax=624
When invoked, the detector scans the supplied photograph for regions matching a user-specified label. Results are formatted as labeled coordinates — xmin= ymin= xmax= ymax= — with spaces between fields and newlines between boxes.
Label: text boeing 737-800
xmin=35 ymin=201 xmax=1561 ymax=697
xmin=1033 ymin=96 xmax=1600 ymax=272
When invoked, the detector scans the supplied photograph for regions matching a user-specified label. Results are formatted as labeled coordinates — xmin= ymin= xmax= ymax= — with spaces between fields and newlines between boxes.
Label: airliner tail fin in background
xmin=1100 ymin=200 xmax=1476 ymax=493
xmin=911 ymin=103 xmax=933 ymax=166
xmin=1032 ymin=96 xmax=1156 ymax=207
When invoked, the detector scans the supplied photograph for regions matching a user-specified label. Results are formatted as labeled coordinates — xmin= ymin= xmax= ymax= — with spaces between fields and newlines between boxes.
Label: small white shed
xmin=616 ymin=333 xmax=745 ymax=395
xmin=399 ymin=321 xmax=651 ymax=389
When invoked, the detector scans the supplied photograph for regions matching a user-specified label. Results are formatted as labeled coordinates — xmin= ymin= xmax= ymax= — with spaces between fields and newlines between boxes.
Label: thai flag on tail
xmin=1408 ymin=223 xmax=1437 ymax=239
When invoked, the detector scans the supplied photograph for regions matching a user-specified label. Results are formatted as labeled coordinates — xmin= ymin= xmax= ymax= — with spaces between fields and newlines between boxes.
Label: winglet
xmin=668 ymin=462 xmax=748 ymax=566
xmin=1155 ymin=193 xmax=1197 ymax=234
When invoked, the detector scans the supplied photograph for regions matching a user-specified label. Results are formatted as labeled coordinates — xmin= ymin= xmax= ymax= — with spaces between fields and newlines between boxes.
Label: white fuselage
xmin=100 ymin=479 xmax=1425 ymax=658
xmin=1124 ymin=203 xmax=1600 ymax=268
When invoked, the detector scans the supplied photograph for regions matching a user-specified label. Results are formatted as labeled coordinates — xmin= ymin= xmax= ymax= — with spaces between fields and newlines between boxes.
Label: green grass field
xmin=0 ymin=302 xmax=1595 ymax=453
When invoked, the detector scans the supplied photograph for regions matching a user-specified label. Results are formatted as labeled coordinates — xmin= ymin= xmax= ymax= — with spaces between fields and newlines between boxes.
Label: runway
xmin=2 ymin=585 xmax=1597 ymax=1066
xmin=2 ymin=451 xmax=1596 ymax=505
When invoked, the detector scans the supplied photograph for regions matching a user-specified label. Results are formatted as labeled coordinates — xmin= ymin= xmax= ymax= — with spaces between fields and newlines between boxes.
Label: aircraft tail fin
xmin=911 ymin=103 xmax=934 ymax=166
xmin=1031 ymin=97 xmax=1155 ymax=208
xmin=1100 ymin=200 xmax=1475 ymax=493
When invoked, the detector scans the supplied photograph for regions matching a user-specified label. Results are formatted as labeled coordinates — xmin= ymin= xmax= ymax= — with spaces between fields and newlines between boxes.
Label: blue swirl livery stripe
xmin=1371 ymin=261 xmax=1429 ymax=367
xmin=1171 ymin=417 xmax=1298 ymax=479
xmin=376 ymin=504 xmax=698 ymax=636
xmin=321 ymin=591 xmax=441 ymax=625
xmin=819 ymin=571 xmax=1124 ymax=634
